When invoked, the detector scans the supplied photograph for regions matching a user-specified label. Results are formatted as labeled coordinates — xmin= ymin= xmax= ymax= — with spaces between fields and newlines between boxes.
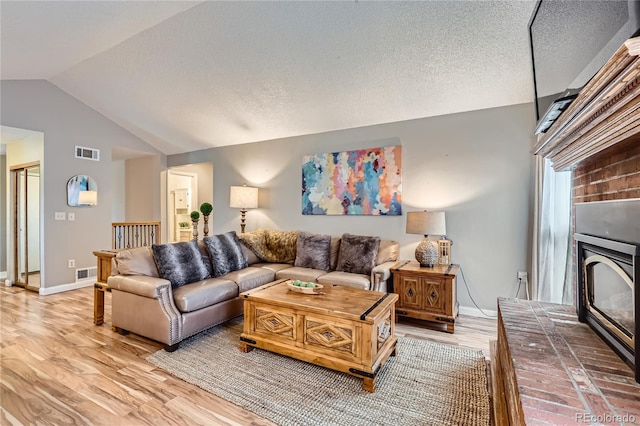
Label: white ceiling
xmin=1 ymin=1 xmax=538 ymax=156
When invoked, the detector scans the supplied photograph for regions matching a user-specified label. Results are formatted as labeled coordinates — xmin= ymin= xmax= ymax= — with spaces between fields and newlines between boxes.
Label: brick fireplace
xmin=572 ymin=137 xmax=640 ymax=204
xmin=492 ymin=37 xmax=640 ymax=423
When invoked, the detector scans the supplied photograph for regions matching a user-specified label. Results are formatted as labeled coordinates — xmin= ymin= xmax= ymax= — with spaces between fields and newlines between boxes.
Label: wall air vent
xmin=75 ymin=145 xmax=100 ymax=161
xmin=76 ymin=267 xmax=97 ymax=282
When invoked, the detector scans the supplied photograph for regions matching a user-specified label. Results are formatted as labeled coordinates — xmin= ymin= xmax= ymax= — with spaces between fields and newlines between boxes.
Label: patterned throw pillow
xmin=336 ymin=233 xmax=381 ymax=275
xmin=294 ymin=232 xmax=332 ymax=271
xmin=152 ymin=240 xmax=211 ymax=288
xmin=203 ymin=231 xmax=248 ymax=277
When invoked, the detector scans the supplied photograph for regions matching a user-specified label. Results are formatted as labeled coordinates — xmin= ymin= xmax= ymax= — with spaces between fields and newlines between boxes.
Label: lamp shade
xmin=229 ymin=185 xmax=258 ymax=209
xmin=77 ymin=190 xmax=98 ymax=206
xmin=406 ymin=211 xmax=446 ymax=236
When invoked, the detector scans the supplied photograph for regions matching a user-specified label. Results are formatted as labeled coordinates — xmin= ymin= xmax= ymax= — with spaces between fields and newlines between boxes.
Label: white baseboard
xmin=0 ymin=271 xmax=6 ymax=279
xmin=459 ymin=305 xmax=498 ymax=318
xmin=39 ymin=279 xmax=94 ymax=295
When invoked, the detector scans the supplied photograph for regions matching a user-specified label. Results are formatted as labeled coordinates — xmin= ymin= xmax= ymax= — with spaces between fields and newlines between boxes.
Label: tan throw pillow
xmin=265 ymin=230 xmax=297 ymax=263
xmin=239 ymin=229 xmax=269 ymax=260
xmin=115 ymin=246 xmax=159 ymax=277
xmin=239 ymin=229 xmax=297 ymax=263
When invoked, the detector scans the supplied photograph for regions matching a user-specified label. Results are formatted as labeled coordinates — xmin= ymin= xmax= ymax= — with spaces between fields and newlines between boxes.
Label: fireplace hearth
xmin=575 ymin=199 xmax=640 ymax=384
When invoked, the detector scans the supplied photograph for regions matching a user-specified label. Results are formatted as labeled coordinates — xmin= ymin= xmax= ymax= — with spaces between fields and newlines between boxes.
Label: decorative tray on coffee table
xmin=286 ymin=280 xmax=323 ymax=294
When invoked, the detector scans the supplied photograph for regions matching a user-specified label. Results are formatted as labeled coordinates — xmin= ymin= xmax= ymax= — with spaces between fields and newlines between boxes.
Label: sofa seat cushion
xmin=316 ymin=271 xmax=371 ymax=290
xmin=172 ymin=278 xmax=239 ymax=313
xmin=276 ymin=267 xmax=327 ymax=283
xmin=254 ymin=263 xmax=294 ymax=274
xmin=222 ymin=267 xmax=275 ymax=293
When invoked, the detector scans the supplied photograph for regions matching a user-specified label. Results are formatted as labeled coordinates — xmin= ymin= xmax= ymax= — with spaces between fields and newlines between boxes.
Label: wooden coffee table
xmin=239 ymin=279 xmax=398 ymax=392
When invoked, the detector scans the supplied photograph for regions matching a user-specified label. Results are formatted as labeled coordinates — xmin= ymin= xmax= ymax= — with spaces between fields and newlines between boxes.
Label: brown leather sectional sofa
xmin=107 ymin=235 xmax=398 ymax=351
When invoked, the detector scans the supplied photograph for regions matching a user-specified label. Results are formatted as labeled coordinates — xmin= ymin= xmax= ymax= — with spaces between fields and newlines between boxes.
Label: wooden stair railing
xmin=112 ymin=221 xmax=161 ymax=249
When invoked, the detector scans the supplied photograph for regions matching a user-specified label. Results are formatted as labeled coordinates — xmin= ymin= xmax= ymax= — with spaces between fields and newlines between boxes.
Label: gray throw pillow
xmin=203 ymin=231 xmax=248 ymax=277
xmin=294 ymin=232 xmax=332 ymax=271
xmin=152 ymin=240 xmax=211 ymax=288
xmin=336 ymin=233 xmax=381 ymax=275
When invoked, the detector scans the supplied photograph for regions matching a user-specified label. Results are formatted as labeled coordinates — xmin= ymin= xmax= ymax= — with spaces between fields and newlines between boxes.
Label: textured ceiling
xmin=1 ymin=1 xmax=539 ymax=156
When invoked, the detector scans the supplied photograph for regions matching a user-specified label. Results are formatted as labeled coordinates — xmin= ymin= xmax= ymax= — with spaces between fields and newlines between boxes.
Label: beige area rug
xmin=147 ymin=319 xmax=490 ymax=426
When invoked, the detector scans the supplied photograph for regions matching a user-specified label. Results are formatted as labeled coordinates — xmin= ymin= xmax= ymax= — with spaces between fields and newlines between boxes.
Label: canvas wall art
xmin=302 ymin=145 xmax=402 ymax=215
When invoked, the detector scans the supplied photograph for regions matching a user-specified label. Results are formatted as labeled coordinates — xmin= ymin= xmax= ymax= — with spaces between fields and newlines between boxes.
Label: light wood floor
xmin=0 ymin=286 xmax=497 ymax=425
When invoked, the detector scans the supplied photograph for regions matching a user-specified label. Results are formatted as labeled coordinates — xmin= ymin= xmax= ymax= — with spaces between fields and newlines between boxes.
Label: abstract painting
xmin=302 ymin=145 xmax=402 ymax=215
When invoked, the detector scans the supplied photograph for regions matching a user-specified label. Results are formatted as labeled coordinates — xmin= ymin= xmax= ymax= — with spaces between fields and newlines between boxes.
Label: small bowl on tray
xmin=286 ymin=280 xmax=323 ymax=294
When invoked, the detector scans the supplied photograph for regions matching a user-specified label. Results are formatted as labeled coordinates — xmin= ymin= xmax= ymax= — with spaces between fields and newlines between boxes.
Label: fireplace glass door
xmin=584 ymin=247 xmax=635 ymax=348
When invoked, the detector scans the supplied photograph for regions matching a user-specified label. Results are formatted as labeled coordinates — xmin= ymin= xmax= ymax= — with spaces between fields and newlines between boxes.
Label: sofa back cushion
xmin=335 ymin=233 xmax=381 ymax=275
xmin=152 ymin=240 xmax=211 ymax=288
xmin=203 ymin=231 xmax=248 ymax=277
xmin=115 ymin=246 xmax=159 ymax=277
xmin=240 ymin=242 xmax=260 ymax=265
xmin=294 ymin=232 xmax=332 ymax=271
xmin=376 ymin=240 xmax=399 ymax=265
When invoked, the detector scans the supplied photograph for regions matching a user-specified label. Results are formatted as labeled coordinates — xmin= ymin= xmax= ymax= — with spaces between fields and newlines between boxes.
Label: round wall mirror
xmin=67 ymin=175 xmax=98 ymax=206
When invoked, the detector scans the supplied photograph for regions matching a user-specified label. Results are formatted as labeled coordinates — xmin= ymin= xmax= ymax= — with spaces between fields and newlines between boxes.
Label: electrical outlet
xmin=518 ymin=271 xmax=528 ymax=282
xmin=55 ymin=212 xmax=65 ymax=220
xmin=68 ymin=259 xmax=75 ymax=268
xmin=67 ymin=212 xmax=75 ymax=221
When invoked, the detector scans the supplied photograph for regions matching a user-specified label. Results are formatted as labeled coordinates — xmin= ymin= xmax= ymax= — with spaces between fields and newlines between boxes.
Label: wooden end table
xmin=239 ymin=279 xmax=398 ymax=392
xmin=92 ymin=250 xmax=117 ymax=325
xmin=391 ymin=261 xmax=459 ymax=333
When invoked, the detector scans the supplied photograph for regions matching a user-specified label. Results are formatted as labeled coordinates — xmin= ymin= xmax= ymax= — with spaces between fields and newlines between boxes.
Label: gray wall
xmin=0 ymin=154 xmax=6 ymax=273
xmin=1 ymin=80 xmax=161 ymax=289
xmin=169 ymin=102 xmax=536 ymax=311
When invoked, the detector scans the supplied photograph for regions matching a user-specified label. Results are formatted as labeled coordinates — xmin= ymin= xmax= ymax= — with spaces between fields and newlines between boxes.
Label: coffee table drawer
xmin=304 ymin=315 xmax=360 ymax=360
xmin=247 ymin=304 xmax=297 ymax=343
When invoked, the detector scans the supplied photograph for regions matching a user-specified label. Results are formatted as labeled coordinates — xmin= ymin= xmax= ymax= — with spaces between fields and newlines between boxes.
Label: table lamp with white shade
xmin=406 ymin=211 xmax=446 ymax=267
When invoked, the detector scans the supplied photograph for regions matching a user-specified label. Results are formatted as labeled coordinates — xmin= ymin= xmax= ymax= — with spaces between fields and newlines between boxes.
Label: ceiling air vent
xmin=75 ymin=145 xmax=100 ymax=161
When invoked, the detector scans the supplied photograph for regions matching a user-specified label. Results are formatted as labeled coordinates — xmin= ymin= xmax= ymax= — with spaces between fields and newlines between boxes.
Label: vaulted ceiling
xmin=1 ymin=1 xmax=538 ymax=155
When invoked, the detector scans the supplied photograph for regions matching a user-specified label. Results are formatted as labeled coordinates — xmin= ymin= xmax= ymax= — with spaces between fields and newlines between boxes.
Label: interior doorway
xmin=11 ymin=162 xmax=41 ymax=291
xmin=167 ymin=170 xmax=197 ymax=242
xmin=163 ymin=162 xmax=213 ymax=243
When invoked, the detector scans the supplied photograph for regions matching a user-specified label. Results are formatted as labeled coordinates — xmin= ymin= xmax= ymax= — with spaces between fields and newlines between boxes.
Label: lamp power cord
xmin=456 ymin=265 xmax=497 ymax=318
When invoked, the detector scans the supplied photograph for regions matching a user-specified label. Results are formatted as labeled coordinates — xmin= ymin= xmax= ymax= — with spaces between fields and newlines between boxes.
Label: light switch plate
xmin=55 ymin=212 xmax=65 ymax=220
xmin=67 ymin=212 xmax=75 ymax=221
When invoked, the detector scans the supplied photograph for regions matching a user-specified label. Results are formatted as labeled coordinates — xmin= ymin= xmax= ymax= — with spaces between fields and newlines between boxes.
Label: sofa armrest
xmin=107 ymin=275 xmax=172 ymax=299
xmin=371 ymin=261 xmax=397 ymax=292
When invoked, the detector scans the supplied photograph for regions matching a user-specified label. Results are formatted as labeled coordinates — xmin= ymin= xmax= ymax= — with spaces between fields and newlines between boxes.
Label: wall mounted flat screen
xmin=529 ymin=0 xmax=640 ymax=122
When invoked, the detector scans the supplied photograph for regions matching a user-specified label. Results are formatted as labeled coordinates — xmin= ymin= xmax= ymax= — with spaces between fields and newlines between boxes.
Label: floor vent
xmin=76 ymin=267 xmax=97 ymax=282
xmin=75 ymin=145 xmax=100 ymax=161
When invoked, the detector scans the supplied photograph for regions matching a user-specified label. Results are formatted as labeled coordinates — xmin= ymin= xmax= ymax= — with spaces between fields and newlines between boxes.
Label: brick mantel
xmin=533 ymin=37 xmax=640 ymax=171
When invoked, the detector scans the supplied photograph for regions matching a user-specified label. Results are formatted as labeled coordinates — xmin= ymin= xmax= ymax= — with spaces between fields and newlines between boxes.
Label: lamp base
xmin=415 ymin=238 xmax=439 ymax=268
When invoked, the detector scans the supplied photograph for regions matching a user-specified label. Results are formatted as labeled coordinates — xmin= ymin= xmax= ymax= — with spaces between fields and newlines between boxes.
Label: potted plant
xmin=200 ymin=202 xmax=213 ymax=237
xmin=178 ymin=221 xmax=189 ymax=228
xmin=190 ymin=211 xmax=200 ymax=240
